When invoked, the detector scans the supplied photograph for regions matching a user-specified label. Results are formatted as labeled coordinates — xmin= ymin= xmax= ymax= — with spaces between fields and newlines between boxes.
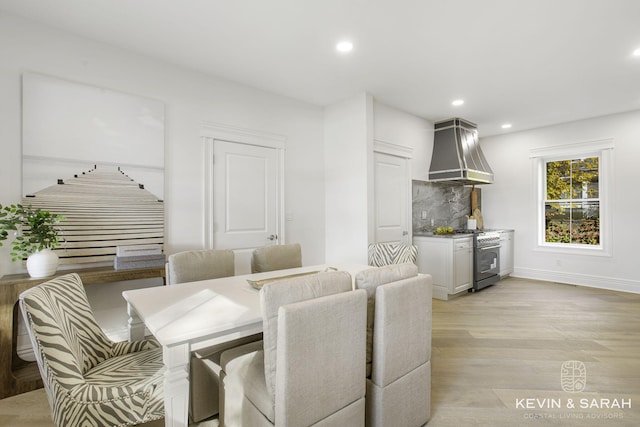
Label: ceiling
xmin=2 ymin=0 xmax=640 ymax=136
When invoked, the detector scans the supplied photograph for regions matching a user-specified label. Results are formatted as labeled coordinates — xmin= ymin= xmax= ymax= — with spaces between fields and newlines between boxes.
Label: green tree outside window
xmin=545 ymin=157 xmax=599 ymax=245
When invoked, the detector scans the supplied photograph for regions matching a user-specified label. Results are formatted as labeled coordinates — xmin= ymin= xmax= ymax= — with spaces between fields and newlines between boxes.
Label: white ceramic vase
xmin=26 ymin=249 xmax=59 ymax=278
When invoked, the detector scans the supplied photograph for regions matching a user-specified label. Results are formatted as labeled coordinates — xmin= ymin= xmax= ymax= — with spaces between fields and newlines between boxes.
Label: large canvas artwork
xmin=22 ymin=73 xmax=164 ymax=265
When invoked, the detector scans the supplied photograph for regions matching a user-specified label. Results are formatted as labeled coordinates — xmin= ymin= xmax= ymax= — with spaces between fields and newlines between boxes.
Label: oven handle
xmin=478 ymin=244 xmax=501 ymax=251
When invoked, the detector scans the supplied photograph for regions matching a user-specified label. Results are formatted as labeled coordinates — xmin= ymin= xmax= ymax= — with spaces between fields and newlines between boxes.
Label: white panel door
xmin=213 ymin=140 xmax=279 ymax=249
xmin=374 ymin=151 xmax=410 ymax=243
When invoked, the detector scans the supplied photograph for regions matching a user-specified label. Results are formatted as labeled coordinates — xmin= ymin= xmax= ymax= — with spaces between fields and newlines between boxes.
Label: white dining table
xmin=122 ymin=263 xmax=370 ymax=427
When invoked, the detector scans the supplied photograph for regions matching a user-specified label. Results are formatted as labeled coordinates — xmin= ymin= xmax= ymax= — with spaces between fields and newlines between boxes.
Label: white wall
xmin=372 ymin=100 xmax=433 ymax=181
xmin=324 ymin=93 xmax=372 ymax=264
xmin=323 ymin=97 xmax=433 ymax=263
xmin=0 ymin=12 xmax=327 ymax=277
xmin=1 ymin=14 xmax=437 ymax=352
xmin=480 ymin=110 xmax=640 ymax=293
xmin=0 ymin=12 xmax=329 ymax=350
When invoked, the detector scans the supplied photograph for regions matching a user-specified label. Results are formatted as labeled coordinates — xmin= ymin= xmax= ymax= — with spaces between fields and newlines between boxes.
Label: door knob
xmin=267 ymin=234 xmax=278 ymax=241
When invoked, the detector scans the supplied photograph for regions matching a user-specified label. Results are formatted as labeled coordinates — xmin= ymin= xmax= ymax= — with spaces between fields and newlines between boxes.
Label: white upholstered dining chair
xmin=166 ymin=248 xmax=261 ymax=422
xmin=219 ymin=270 xmax=367 ymax=427
xmin=166 ymin=248 xmax=235 ymax=285
xmin=355 ymin=263 xmax=432 ymax=427
xmin=250 ymin=243 xmax=302 ymax=273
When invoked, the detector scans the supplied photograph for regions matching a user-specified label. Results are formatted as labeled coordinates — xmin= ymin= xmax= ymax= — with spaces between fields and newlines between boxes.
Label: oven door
xmin=475 ymin=244 xmax=500 ymax=284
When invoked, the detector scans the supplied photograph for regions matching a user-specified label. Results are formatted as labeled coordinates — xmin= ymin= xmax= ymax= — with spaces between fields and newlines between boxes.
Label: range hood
xmin=428 ymin=118 xmax=494 ymax=185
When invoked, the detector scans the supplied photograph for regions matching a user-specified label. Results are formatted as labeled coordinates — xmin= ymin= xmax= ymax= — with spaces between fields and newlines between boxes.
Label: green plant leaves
xmin=0 ymin=203 xmax=65 ymax=260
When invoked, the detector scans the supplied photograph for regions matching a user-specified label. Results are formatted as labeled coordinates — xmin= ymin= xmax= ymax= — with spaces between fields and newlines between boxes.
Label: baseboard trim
xmin=512 ymin=267 xmax=640 ymax=294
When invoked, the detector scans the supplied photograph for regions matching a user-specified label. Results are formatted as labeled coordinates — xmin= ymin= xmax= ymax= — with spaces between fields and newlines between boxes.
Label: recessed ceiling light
xmin=501 ymin=123 xmax=512 ymax=129
xmin=451 ymin=99 xmax=464 ymax=106
xmin=633 ymin=48 xmax=640 ymax=57
xmin=336 ymin=41 xmax=353 ymax=53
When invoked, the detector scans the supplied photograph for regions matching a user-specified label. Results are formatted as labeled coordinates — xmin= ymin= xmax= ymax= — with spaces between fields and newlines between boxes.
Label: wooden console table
xmin=0 ymin=266 xmax=165 ymax=399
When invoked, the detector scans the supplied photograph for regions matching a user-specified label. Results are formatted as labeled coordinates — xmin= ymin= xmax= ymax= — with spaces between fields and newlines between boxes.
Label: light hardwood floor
xmin=429 ymin=277 xmax=640 ymax=426
xmin=1 ymin=277 xmax=638 ymax=426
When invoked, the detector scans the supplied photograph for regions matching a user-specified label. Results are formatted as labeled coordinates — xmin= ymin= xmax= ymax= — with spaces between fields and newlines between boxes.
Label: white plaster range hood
xmin=428 ymin=118 xmax=494 ymax=185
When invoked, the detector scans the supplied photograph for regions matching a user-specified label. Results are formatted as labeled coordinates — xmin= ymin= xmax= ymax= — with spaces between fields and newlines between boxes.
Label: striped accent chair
xmin=367 ymin=242 xmax=418 ymax=267
xmin=19 ymin=273 xmax=165 ymax=427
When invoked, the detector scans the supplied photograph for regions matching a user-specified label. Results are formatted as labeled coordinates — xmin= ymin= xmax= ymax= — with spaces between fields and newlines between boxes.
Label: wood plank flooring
xmin=429 ymin=277 xmax=640 ymax=426
xmin=0 ymin=277 xmax=638 ymax=426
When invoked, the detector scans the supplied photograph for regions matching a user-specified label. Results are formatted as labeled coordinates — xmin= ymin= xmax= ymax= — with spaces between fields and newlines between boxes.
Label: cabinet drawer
xmin=455 ymin=240 xmax=471 ymax=250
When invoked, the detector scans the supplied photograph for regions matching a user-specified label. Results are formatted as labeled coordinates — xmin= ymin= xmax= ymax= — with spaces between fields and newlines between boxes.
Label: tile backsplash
xmin=412 ymin=180 xmax=481 ymax=232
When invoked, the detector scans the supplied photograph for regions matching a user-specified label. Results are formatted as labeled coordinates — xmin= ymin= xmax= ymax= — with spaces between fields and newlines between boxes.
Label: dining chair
xmin=219 ymin=270 xmax=367 ymax=427
xmin=367 ymin=242 xmax=418 ymax=266
xmin=166 ymin=248 xmax=261 ymax=422
xmin=19 ymin=273 xmax=164 ymax=427
xmin=355 ymin=264 xmax=432 ymax=427
xmin=166 ymin=248 xmax=235 ymax=285
xmin=250 ymin=243 xmax=302 ymax=273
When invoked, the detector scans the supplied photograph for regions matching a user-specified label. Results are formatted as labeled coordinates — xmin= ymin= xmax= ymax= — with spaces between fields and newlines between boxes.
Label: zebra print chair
xmin=19 ymin=273 xmax=165 ymax=427
xmin=367 ymin=242 xmax=418 ymax=267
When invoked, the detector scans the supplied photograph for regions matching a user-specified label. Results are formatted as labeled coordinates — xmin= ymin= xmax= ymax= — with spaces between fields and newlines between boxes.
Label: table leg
xmin=126 ymin=303 xmax=145 ymax=342
xmin=163 ymin=343 xmax=190 ymax=427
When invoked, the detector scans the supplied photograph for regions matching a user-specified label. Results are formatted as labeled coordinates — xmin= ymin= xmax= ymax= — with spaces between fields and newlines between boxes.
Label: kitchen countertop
xmin=413 ymin=229 xmax=514 ymax=239
xmin=413 ymin=232 xmax=474 ymax=239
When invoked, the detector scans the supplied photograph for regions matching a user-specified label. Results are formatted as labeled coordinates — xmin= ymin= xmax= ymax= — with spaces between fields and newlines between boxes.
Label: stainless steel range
xmin=456 ymin=229 xmax=501 ymax=291
xmin=472 ymin=231 xmax=501 ymax=291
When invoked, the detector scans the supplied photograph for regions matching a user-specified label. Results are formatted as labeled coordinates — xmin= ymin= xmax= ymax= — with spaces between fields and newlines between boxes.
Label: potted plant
xmin=0 ymin=203 xmax=65 ymax=278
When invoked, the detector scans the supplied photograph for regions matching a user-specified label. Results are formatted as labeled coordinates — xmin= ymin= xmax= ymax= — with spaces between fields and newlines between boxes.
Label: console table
xmin=0 ymin=266 xmax=165 ymax=399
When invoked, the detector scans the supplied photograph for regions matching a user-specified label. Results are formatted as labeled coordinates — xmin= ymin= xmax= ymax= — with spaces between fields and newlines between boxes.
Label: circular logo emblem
xmin=561 ymin=360 xmax=586 ymax=393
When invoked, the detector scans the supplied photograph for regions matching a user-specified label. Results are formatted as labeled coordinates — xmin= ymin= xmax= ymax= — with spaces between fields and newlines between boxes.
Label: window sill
xmin=534 ymin=243 xmax=610 ymax=257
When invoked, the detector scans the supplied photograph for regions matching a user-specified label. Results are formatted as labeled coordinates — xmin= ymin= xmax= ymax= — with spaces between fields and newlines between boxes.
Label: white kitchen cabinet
xmin=499 ymin=230 xmax=514 ymax=277
xmin=453 ymin=239 xmax=473 ymax=292
xmin=414 ymin=235 xmax=473 ymax=300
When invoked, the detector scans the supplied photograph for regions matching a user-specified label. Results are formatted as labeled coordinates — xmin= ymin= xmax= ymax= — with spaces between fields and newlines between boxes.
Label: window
xmin=545 ymin=157 xmax=599 ymax=245
xmin=531 ymin=140 xmax=613 ymax=256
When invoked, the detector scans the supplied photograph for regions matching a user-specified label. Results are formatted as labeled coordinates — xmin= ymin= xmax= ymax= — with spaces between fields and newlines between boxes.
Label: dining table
xmin=122 ymin=263 xmax=370 ymax=427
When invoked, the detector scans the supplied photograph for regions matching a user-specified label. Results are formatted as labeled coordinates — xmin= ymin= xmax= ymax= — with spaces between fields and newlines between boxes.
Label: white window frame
xmin=530 ymin=139 xmax=613 ymax=257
